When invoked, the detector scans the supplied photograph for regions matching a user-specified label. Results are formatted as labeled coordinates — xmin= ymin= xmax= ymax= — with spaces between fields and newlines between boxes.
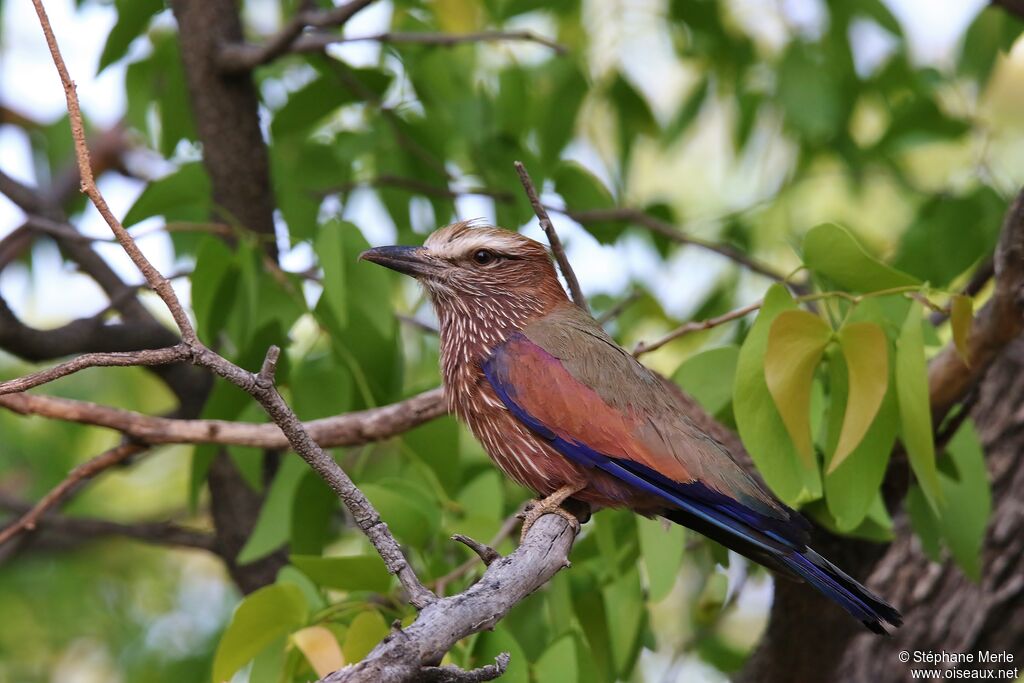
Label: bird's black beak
xmin=359 ymin=245 xmax=436 ymax=278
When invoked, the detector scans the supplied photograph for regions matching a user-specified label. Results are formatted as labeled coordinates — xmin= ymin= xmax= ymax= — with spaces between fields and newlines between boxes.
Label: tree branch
xmin=514 ymin=161 xmax=589 ymax=312
xmin=281 ymin=29 xmax=565 ymax=57
xmin=0 ymin=387 xmax=446 ymax=448
xmin=0 ymin=344 xmax=189 ymax=395
xmin=0 ymin=442 xmax=146 ymax=547
xmin=418 ymin=654 xmax=510 ymax=683
xmin=216 ymin=0 xmax=375 ymax=72
xmin=928 ymin=189 xmax=1024 ymax=424
xmin=328 ymin=175 xmax=792 ymax=282
xmin=0 ymin=495 xmax=216 ymax=553
xmin=321 ymin=515 xmax=576 ymax=683
xmin=632 ymin=299 xmax=762 ymax=355
xmin=993 ymin=0 xmax=1024 ymax=20
xmin=565 ymin=207 xmax=789 ymax=283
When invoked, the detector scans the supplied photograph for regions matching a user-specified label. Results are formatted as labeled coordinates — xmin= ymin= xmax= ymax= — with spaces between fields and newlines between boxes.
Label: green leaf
xmin=271 ymin=75 xmax=357 ymax=139
xmin=98 ymin=0 xmax=163 ymax=72
xmin=764 ymin=310 xmax=833 ymax=466
xmin=895 ymin=301 xmax=943 ymax=512
xmin=342 ymin=610 xmax=389 ymax=664
xmin=802 ymin=223 xmax=919 ymax=293
xmin=191 ymin=237 xmax=238 ymax=341
xmin=290 ymin=472 xmax=337 ymax=556
xmin=950 ymin=295 xmax=974 ymax=365
xmin=602 ymin=565 xmax=645 ymax=677
xmin=907 ymin=421 xmax=991 ymax=579
xmin=637 ymin=516 xmax=685 ymax=602
xmin=553 ymin=161 xmax=614 ymax=211
xmin=291 ymin=554 xmax=391 ymax=593
xmin=778 ymin=41 xmax=845 ymax=142
xmin=212 ymin=583 xmax=308 ymax=683
xmin=830 ymin=322 xmax=889 ymax=472
xmin=237 ymin=456 xmax=308 ymax=564
xmin=457 ymin=470 xmax=504 ymax=522
xmin=892 ymin=190 xmax=1005 ymax=287
xmin=315 ymin=220 xmax=350 ymax=329
xmin=534 ymin=634 xmax=579 ymax=683
xmin=122 ymin=163 xmax=211 ymax=228
xmin=734 ymin=285 xmax=821 ymax=505
xmin=672 ymin=345 xmax=740 ymax=416
xmin=823 ymin=349 xmax=898 ymax=530
xmin=361 ymin=480 xmax=440 ymax=546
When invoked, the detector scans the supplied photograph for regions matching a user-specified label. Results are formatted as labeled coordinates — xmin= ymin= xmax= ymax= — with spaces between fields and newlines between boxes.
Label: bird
xmin=360 ymin=221 xmax=902 ymax=634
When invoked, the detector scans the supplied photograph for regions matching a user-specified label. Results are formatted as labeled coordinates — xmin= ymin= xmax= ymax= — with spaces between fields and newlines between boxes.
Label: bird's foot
xmin=519 ymin=483 xmax=586 ymax=542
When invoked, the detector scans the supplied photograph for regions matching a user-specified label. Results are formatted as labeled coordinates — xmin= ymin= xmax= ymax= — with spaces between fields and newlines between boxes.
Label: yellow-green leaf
xmin=342 ymin=610 xmax=389 ymax=664
xmin=212 ymin=583 xmax=308 ymax=683
xmin=734 ymin=285 xmax=822 ymax=505
xmin=950 ymin=294 xmax=973 ymax=364
xmin=292 ymin=626 xmax=344 ymax=678
xmin=764 ymin=310 xmax=833 ymax=466
xmin=830 ymin=322 xmax=889 ymax=472
xmin=823 ymin=348 xmax=898 ymax=530
xmin=896 ymin=301 xmax=943 ymax=512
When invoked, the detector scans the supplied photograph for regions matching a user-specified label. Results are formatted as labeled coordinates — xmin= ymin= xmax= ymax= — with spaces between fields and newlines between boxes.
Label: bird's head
xmin=360 ymin=222 xmax=569 ymax=313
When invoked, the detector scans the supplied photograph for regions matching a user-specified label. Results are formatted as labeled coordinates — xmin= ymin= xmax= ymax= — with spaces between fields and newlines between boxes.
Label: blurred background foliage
xmin=0 ymin=0 xmax=1022 ymax=680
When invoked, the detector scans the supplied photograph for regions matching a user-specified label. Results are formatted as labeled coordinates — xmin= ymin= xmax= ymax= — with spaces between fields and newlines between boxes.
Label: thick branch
xmin=216 ymin=0 xmax=375 ymax=72
xmin=322 ymin=515 xmax=576 ymax=683
xmin=0 ymin=387 xmax=446 ymax=448
xmin=928 ymin=190 xmax=1024 ymax=423
xmin=514 ymin=161 xmax=589 ymax=312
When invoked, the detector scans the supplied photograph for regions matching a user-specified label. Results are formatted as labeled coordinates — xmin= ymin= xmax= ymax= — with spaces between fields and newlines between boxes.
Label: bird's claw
xmin=519 ymin=500 xmax=581 ymax=541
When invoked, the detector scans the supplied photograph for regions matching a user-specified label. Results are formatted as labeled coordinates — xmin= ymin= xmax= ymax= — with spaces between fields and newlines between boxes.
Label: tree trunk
xmin=840 ymin=337 xmax=1024 ymax=681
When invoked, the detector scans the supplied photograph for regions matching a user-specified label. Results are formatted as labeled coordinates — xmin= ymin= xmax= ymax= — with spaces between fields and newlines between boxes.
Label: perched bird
xmin=361 ymin=221 xmax=901 ymax=634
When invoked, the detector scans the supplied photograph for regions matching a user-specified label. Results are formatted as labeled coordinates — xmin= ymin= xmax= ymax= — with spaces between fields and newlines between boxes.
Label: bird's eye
xmin=472 ymin=249 xmax=496 ymax=265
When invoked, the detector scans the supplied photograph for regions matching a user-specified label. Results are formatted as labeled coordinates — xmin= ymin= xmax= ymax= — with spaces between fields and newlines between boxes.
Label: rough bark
xmin=841 ymin=338 xmax=1024 ymax=682
xmin=169 ymin=0 xmax=278 ymax=244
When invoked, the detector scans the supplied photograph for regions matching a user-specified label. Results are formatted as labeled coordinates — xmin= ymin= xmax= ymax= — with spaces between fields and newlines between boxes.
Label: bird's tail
xmin=780 ymin=547 xmax=902 ymax=634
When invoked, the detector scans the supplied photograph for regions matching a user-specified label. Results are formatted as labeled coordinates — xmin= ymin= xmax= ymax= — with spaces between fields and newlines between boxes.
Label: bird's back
xmin=520 ymin=302 xmax=787 ymax=520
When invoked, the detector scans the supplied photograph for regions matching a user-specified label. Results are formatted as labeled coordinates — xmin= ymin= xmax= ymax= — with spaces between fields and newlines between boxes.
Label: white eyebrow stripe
xmin=428 ymin=232 xmax=526 ymax=259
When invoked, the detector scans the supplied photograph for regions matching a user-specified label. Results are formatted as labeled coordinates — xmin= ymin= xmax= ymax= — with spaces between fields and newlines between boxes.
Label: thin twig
xmin=0 ymin=344 xmax=189 ymax=396
xmin=288 ymin=29 xmax=566 ymax=55
xmin=0 ymin=442 xmax=146 ymax=547
xmin=513 ymin=161 xmax=589 ymax=312
xmin=397 ymin=313 xmax=439 ymax=334
xmin=566 ymin=207 xmax=789 ymax=284
xmin=217 ymin=0 xmax=375 ymax=72
xmin=596 ymin=289 xmax=641 ymax=325
xmin=29 ymin=0 xmax=197 ymax=343
xmin=327 ymin=175 xmax=793 ymax=283
xmin=633 ymin=299 xmax=763 ymax=356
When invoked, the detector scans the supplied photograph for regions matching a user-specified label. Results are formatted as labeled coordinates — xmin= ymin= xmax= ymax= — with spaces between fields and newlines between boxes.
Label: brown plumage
xmin=360 ymin=222 xmax=902 ymax=633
